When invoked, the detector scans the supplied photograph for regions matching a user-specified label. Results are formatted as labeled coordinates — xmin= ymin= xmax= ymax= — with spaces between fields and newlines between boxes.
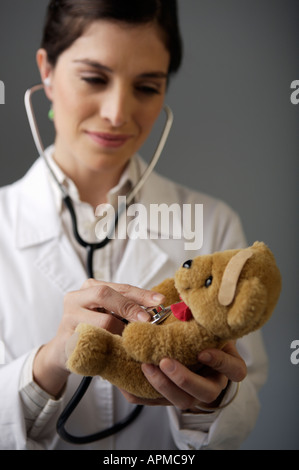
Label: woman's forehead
xmin=58 ymin=19 xmax=170 ymax=75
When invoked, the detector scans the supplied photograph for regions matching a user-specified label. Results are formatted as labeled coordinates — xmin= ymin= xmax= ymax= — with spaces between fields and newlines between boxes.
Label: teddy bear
xmin=66 ymin=241 xmax=281 ymax=399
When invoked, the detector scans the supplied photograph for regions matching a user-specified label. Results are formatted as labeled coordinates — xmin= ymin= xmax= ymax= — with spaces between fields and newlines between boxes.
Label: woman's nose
xmin=100 ymin=85 xmax=132 ymax=128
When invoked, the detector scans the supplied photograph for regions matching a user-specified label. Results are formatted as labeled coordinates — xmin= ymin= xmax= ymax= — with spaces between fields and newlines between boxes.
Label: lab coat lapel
xmin=113 ymin=236 xmax=169 ymax=288
xmin=136 ymin=157 xmax=179 ymax=209
xmin=15 ymin=158 xmax=86 ymax=292
xmin=33 ymin=234 xmax=87 ymax=293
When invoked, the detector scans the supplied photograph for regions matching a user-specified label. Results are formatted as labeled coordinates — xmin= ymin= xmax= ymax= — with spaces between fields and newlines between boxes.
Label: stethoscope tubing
xmin=56 ymin=376 xmax=144 ymax=444
xmin=24 ymin=84 xmax=173 ymax=206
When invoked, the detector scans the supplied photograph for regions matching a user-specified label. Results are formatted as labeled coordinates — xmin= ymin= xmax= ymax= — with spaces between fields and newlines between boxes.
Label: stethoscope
xmin=24 ymin=83 xmax=173 ymax=444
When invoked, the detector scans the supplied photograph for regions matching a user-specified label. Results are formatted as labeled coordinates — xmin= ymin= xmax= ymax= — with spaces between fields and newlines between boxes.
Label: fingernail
xmin=137 ymin=310 xmax=151 ymax=322
xmin=151 ymin=293 xmax=165 ymax=303
xmin=142 ymin=364 xmax=156 ymax=376
xmin=160 ymin=358 xmax=175 ymax=373
xmin=198 ymin=352 xmax=212 ymax=363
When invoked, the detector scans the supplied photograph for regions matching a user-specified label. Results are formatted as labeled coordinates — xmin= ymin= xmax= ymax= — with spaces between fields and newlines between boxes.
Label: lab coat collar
xmin=136 ymin=158 xmax=182 ymax=239
xmin=14 ymin=158 xmax=87 ymax=293
xmin=13 ymin=156 xmax=172 ymax=290
xmin=44 ymin=145 xmax=138 ymax=214
xmin=14 ymin=152 xmax=174 ymax=250
xmin=14 ymin=152 xmax=139 ymax=249
xmin=135 ymin=157 xmax=177 ymax=206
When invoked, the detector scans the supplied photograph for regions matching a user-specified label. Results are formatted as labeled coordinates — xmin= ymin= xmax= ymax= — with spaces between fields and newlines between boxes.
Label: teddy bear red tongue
xmin=170 ymin=301 xmax=193 ymax=321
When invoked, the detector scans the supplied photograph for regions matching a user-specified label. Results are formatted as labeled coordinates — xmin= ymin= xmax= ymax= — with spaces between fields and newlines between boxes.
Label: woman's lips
xmin=85 ymin=131 xmax=132 ymax=148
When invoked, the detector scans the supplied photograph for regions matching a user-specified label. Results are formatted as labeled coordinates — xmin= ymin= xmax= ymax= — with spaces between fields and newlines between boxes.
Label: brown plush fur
xmin=66 ymin=242 xmax=281 ymax=399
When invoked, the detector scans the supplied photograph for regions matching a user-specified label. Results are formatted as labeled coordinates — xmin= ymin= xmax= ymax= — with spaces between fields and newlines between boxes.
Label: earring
xmin=43 ymin=78 xmax=54 ymax=121
xmin=48 ymin=106 xmax=54 ymax=121
xmin=43 ymin=77 xmax=51 ymax=87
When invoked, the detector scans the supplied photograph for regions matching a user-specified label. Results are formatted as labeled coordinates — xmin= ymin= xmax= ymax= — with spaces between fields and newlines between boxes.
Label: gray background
xmin=0 ymin=0 xmax=298 ymax=450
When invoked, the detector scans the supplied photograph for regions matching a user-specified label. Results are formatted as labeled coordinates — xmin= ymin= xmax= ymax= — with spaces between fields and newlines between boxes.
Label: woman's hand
xmin=33 ymin=279 xmax=165 ymax=397
xmin=120 ymin=342 xmax=247 ymax=411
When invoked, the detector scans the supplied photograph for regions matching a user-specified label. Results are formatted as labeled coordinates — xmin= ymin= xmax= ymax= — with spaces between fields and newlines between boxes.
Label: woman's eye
xmin=136 ymin=85 xmax=160 ymax=96
xmin=81 ymin=76 xmax=107 ymax=85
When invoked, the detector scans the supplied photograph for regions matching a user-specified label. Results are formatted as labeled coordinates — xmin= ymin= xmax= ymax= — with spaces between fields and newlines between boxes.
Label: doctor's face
xmin=39 ymin=20 xmax=170 ymax=178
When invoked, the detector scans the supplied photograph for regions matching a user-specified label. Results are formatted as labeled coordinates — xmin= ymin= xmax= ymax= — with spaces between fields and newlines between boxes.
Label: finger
xmin=67 ymin=284 xmax=152 ymax=323
xmin=158 ymin=359 xmax=228 ymax=406
xmin=81 ymin=279 xmax=165 ymax=308
xmin=141 ymin=361 xmax=224 ymax=410
xmin=198 ymin=344 xmax=247 ymax=383
xmin=83 ymin=310 xmax=125 ymax=335
xmin=141 ymin=363 xmax=192 ymax=408
xmin=119 ymin=388 xmax=170 ymax=407
xmin=63 ymin=295 xmax=124 ymax=335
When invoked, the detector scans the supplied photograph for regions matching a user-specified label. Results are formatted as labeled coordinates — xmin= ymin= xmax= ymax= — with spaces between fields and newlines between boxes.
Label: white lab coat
xmin=0 ymin=155 xmax=268 ymax=450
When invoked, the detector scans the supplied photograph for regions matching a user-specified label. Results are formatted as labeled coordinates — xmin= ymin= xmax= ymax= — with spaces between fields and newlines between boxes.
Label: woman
xmin=0 ymin=0 xmax=267 ymax=450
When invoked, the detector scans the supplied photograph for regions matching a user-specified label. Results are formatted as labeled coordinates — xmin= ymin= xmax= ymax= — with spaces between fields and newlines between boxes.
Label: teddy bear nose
xmin=182 ymin=259 xmax=193 ymax=269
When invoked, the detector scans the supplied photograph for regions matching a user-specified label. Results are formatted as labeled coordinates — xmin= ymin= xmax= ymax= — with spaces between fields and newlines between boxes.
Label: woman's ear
xmin=36 ymin=48 xmax=54 ymax=101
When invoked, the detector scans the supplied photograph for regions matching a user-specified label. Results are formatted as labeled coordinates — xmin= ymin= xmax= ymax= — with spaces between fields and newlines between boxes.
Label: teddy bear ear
xmin=218 ymin=248 xmax=253 ymax=306
xmin=227 ymin=278 xmax=267 ymax=333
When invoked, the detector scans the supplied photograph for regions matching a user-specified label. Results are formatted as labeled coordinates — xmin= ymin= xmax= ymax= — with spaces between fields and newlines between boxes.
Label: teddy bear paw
xmin=122 ymin=322 xmax=162 ymax=364
xmin=66 ymin=323 xmax=112 ymax=376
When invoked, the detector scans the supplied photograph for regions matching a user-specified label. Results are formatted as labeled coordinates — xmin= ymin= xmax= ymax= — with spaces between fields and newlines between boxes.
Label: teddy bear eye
xmin=204 ymin=276 xmax=213 ymax=287
xmin=182 ymin=260 xmax=193 ymax=269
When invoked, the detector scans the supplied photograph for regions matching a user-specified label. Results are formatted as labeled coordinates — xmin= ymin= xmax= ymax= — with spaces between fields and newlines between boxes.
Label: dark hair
xmin=41 ymin=0 xmax=183 ymax=75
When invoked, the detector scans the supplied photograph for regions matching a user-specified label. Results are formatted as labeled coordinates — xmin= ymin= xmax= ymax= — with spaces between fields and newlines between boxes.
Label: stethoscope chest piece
xmin=147 ymin=305 xmax=172 ymax=324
